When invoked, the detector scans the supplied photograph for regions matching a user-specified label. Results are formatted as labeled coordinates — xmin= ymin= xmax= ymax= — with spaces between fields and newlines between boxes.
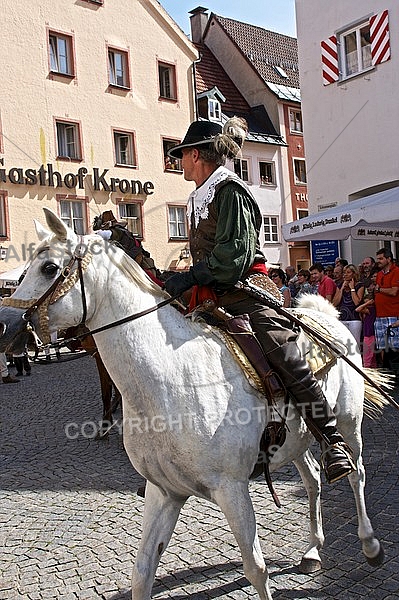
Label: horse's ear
xmin=43 ymin=208 xmax=69 ymax=241
xmin=34 ymin=219 xmax=51 ymax=241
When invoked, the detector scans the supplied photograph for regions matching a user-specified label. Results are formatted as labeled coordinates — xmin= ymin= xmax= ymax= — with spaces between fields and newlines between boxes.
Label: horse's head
xmin=0 ymin=208 xmax=98 ymax=353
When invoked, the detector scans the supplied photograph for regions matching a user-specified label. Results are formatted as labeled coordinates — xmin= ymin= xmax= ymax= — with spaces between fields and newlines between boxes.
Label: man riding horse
xmin=164 ymin=117 xmax=355 ymax=484
xmin=93 ymin=210 xmax=164 ymax=286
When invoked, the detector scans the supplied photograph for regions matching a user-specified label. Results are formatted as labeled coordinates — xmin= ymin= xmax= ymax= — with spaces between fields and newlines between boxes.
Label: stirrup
xmin=321 ymin=442 xmax=356 ymax=484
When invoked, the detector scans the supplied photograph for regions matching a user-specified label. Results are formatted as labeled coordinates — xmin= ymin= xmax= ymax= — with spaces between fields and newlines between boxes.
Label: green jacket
xmin=190 ymin=178 xmax=266 ymax=291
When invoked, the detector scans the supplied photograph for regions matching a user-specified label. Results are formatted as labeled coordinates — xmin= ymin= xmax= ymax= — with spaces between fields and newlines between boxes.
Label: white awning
xmin=282 ymin=187 xmax=399 ymax=242
xmin=0 ymin=264 xmax=26 ymax=288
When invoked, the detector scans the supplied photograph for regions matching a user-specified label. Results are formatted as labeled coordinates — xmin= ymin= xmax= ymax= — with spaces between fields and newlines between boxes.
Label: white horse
xmin=0 ymin=209 xmax=385 ymax=600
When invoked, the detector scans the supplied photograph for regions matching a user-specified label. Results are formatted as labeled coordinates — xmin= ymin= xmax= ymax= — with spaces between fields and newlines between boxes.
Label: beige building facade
xmin=0 ymin=0 xmax=198 ymax=283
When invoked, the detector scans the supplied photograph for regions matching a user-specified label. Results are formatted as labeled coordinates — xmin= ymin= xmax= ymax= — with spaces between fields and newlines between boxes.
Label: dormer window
xmin=197 ymin=87 xmax=225 ymax=122
xmin=208 ymin=99 xmax=221 ymax=121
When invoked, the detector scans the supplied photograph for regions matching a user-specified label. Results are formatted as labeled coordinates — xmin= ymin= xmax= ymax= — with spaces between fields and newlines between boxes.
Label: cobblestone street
xmin=1 ymin=352 xmax=398 ymax=599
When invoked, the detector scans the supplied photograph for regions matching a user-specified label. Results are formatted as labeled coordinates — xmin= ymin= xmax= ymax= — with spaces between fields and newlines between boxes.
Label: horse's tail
xmin=363 ymin=368 xmax=395 ymax=418
xmin=295 ymin=294 xmax=340 ymax=318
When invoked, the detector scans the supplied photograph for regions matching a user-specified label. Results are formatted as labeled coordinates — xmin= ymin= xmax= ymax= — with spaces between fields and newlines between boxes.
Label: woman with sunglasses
xmin=293 ymin=269 xmax=315 ymax=305
xmin=332 ymin=264 xmax=365 ymax=349
xmin=269 ymin=268 xmax=292 ymax=308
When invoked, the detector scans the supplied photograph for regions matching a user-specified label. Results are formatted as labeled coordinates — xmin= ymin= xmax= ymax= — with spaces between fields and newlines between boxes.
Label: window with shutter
xmin=322 ymin=10 xmax=390 ymax=85
xmin=321 ymin=35 xmax=339 ymax=85
xmin=370 ymin=10 xmax=390 ymax=65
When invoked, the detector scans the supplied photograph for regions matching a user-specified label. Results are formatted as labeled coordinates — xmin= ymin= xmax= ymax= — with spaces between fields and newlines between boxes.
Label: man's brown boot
xmin=2 ymin=374 xmax=20 ymax=384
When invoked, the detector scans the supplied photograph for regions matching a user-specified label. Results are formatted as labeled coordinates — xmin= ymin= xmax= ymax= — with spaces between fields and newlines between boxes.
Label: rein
xmin=52 ymin=295 xmax=179 ymax=349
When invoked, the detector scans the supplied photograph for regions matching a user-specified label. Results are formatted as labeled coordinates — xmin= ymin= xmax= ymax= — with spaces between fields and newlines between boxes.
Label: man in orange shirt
xmin=374 ymin=248 xmax=399 ymax=353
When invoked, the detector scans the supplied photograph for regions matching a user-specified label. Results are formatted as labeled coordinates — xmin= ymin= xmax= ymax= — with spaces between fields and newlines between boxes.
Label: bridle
xmin=2 ymin=237 xmax=178 ymax=349
xmin=2 ymin=238 xmax=91 ymax=344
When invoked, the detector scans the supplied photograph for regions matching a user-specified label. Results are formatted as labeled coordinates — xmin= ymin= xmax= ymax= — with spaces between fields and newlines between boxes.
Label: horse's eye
xmin=42 ymin=262 xmax=59 ymax=277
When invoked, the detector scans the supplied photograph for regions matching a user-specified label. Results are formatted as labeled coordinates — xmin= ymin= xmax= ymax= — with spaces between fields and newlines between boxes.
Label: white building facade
xmin=293 ymin=0 xmax=399 ymax=264
xmin=227 ymin=142 xmax=289 ymax=268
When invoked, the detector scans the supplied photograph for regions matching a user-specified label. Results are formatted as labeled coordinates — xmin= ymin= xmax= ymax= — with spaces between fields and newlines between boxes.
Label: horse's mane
xmin=88 ymin=235 xmax=168 ymax=297
xmin=295 ymin=294 xmax=340 ymax=318
xmin=37 ymin=233 xmax=167 ymax=297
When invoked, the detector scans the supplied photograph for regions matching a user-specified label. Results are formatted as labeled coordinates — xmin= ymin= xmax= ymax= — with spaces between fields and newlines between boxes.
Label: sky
xmin=158 ymin=0 xmax=297 ymax=38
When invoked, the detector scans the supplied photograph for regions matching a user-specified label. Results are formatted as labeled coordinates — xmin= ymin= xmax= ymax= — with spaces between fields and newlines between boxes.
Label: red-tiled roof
xmin=194 ymin=41 xmax=283 ymax=142
xmin=212 ymin=14 xmax=300 ymax=89
xmin=194 ymin=43 xmax=250 ymax=114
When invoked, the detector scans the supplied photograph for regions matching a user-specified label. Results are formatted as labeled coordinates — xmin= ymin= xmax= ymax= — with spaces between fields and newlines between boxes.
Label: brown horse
xmin=62 ymin=325 xmax=122 ymax=438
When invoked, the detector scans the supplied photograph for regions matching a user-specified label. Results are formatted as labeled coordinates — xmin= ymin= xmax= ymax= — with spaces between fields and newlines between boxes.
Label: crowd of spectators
xmin=281 ymin=248 xmax=399 ymax=369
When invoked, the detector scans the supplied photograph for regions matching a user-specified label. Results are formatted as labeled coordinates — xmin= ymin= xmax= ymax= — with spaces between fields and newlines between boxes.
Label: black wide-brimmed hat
xmin=168 ymin=120 xmax=223 ymax=159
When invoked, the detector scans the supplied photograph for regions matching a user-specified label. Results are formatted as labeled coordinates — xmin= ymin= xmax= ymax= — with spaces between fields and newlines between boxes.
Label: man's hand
xmin=164 ymin=270 xmax=196 ymax=297
xmin=164 ymin=261 xmax=215 ymax=297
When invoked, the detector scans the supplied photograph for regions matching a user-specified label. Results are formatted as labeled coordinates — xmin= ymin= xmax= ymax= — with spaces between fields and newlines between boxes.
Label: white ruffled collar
xmin=187 ymin=166 xmax=240 ymax=227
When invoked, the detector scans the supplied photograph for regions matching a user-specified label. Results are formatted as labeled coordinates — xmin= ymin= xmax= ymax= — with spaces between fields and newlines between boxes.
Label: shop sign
xmin=0 ymin=163 xmax=155 ymax=195
xmin=352 ymin=227 xmax=399 ymax=240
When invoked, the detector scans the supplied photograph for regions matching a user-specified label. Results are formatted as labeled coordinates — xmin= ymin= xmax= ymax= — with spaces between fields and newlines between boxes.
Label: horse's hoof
xmin=299 ymin=558 xmax=322 ymax=574
xmin=366 ymin=544 xmax=385 ymax=567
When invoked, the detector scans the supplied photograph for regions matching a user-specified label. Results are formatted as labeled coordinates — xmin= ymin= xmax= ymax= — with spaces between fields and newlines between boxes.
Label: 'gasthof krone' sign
xmin=0 ymin=163 xmax=155 ymax=195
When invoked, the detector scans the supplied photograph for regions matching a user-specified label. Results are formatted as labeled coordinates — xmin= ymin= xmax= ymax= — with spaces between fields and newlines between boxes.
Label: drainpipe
xmin=192 ymin=55 xmax=202 ymax=121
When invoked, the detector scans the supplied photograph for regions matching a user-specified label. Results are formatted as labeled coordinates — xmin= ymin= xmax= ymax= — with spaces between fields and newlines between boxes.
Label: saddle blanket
xmin=209 ymin=312 xmax=337 ymax=397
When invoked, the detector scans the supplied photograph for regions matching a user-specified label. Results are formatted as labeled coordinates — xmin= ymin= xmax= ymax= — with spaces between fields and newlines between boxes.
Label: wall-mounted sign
xmin=311 ymin=240 xmax=339 ymax=266
xmin=0 ymin=163 xmax=155 ymax=195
